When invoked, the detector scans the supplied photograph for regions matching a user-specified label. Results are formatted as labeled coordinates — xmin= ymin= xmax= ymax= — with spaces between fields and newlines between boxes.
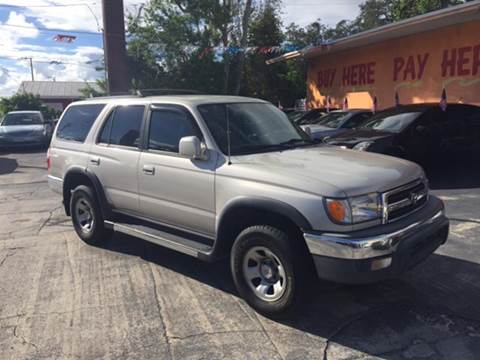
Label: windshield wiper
xmin=279 ymin=138 xmax=316 ymax=147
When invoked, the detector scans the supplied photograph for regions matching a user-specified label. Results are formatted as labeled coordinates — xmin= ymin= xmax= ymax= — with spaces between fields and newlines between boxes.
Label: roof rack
xmin=135 ymin=88 xmax=203 ymax=96
xmin=90 ymin=88 xmax=203 ymax=99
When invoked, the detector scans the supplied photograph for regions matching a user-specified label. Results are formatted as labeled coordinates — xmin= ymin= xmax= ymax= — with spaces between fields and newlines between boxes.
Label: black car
xmin=294 ymin=108 xmax=339 ymax=126
xmin=326 ymin=103 xmax=480 ymax=163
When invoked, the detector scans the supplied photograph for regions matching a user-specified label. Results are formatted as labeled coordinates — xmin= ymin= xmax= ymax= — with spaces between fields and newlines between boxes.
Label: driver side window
xmin=148 ymin=109 xmax=201 ymax=153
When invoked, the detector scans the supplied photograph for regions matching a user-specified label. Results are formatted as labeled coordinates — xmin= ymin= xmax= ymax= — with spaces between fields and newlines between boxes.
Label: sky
xmin=0 ymin=0 xmax=362 ymax=97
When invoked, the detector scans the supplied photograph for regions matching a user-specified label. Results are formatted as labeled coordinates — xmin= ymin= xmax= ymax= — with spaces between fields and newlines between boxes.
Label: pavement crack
xmin=449 ymin=217 xmax=480 ymax=224
xmin=253 ymin=312 xmax=285 ymax=360
xmin=169 ymin=329 xmax=264 ymax=341
xmin=37 ymin=206 xmax=62 ymax=234
xmin=148 ymin=263 xmax=173 ymax=360
xmin=13 ymin=324 xmax=38 ymax=350
xmin=322 ymin=305 xmax=388 ymax=360
xmin=0 ymin=251 xmax=16 ymax=267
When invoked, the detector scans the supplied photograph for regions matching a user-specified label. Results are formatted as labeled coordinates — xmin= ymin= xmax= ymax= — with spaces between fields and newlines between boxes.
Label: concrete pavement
xmin=1 ymin=150 xmax=479 ymax=359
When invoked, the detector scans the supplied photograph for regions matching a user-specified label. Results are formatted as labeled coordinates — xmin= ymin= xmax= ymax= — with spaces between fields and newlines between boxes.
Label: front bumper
xmin=304 ymin=195 xmax=449 ymax=284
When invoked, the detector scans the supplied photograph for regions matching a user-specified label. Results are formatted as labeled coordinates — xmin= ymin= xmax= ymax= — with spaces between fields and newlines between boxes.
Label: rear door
xmin=88 ymin=104 xmax=145 ymax=214
xmin=138 ymin=105 xmax=216 ymax=237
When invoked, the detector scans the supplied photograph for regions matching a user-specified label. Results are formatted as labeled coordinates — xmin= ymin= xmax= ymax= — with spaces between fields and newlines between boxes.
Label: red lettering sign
xmin=457 ymin=46 xmax=472 ymax=76
xmin=442 ymin=48 xmax=457 ymax=77
xmin=474 ymin=45 xmax=480 ymax=76
xmin=342 ymin=62 xmax=376 ymax=86
xmin=317 ymin=69 xmax=336 ymax=88
xmin=367 ymin=62 xmax=375 ymax=84
xmin=393 ymin=57 xmax=404 ymax=82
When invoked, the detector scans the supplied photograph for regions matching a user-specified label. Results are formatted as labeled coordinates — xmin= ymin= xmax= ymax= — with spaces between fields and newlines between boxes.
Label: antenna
xmin=226 ymin=104 xmax=232 ymax=165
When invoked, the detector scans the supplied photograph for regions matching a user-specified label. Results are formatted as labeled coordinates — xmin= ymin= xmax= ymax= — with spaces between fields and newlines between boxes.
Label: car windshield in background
xmin=317 ymin=112 xmax=348 ymax=128
xmin=287 ymin=111 xmax=306 ymax=123
xmin=2 ymin=113 xmax=43 ymax=126
xmin=198 ymin=103 xmax=313 ymax=155
xmin=361 ymin=111 xmax=421 ymax=133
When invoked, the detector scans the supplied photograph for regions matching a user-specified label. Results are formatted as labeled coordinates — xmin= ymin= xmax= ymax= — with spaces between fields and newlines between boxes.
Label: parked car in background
xmin=300 ymin=109 xmax=373 ymax=140
xmin=325 ymin=103 xmax=480 ymax=163
xmin=0 ymin=111 xmax=52 ymax=148
xmin=48 ymin=95 xmax=448 ymax=314
xmin=293 ymin=108 xmax=338 ymax=126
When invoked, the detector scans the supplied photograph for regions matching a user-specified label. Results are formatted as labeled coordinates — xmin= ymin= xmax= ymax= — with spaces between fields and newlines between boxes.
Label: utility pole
xmin=20 ymin=57 xmax=34 ymax=81
xmin=102 ymin=0 xmax=130 ymax=95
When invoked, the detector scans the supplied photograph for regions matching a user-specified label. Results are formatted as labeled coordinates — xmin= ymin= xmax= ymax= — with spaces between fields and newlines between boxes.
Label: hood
xmin=0 ymin=124 xmax=45 ymax=134
xmin=222 ymin=145 xmax=423 ymax=197
xmin=326 ymin=128 xmax=394 ymax=147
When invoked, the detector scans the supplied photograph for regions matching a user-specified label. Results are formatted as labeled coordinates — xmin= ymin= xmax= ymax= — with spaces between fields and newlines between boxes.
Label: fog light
xmin=371 ymin=257 xmax=392 ymax=271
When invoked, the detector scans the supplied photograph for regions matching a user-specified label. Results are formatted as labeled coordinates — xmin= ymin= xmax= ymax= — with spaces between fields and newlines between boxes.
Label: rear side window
xmin=56 ymin=104 xmax=105 ymax=142
xmin=100 ymin=105 xmax=144 ymax=148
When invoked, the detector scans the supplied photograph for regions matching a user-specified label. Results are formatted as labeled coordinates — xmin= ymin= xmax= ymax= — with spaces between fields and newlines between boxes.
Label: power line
xmin=0 ymin=2 xmax=98 ymax=9
xmin=0 ymin=22 xmax=102 ymax=35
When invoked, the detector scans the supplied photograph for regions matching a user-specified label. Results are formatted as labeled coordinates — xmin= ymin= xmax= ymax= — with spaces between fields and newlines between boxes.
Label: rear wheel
xmin=70 ymin=185 xmax=112 ymax=244
xmin=231 ymin=225 xmax=309 ymax=315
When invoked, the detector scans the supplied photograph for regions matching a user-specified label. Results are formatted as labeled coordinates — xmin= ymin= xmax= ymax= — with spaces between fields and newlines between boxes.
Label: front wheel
xmin=231 ymin=225 xmax=307 ymax=315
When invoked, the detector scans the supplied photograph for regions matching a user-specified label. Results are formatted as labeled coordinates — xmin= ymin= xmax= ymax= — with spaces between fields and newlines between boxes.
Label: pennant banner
xmin=53 ymin=34 xmax=77 ymax=43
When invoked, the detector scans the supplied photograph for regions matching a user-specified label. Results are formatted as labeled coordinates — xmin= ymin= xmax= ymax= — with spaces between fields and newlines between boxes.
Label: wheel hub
xmin=242 ymin=246 xmax=287 ymax=302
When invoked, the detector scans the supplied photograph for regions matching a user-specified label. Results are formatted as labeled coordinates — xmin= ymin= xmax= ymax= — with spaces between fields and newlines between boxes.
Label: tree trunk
xmin=232 ymin=0 xmax=253 ymax=95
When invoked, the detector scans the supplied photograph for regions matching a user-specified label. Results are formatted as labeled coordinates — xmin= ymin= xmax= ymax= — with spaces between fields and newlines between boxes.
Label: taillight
xmin=47 ymin=148 xmax=51 ymax=171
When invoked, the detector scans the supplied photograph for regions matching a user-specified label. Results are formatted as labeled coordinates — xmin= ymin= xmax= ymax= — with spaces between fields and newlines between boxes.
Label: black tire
xmin=231 ymin=225 xmax=310 ymax=315
xmin=70 ymin=185 xmax=112 ymax=245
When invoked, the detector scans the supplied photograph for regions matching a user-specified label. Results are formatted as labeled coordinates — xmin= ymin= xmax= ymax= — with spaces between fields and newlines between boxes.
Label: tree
xmin=126 ymin=0 xmax=260 ymax=95
xmin=0 ymin=93 xmax=60 ymax=120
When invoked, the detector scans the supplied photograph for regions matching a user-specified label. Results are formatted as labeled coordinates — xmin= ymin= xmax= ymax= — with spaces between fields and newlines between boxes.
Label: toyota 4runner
xmin=48 ymin=95 xmax=449 ymax=314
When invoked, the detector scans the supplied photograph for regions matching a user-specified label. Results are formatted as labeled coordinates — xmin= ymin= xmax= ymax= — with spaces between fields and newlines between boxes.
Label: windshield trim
xmin=198 ymin=102 xmax=315 ymax=156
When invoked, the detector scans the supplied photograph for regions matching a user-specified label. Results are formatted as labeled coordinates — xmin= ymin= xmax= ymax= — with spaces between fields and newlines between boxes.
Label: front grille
xmin=383 ymin=179 xmax=428 ymax=223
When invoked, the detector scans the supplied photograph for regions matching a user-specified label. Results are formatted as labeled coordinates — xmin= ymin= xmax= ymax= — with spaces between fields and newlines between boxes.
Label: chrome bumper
xmin=304 ymin=209 xmax=446 ymax=260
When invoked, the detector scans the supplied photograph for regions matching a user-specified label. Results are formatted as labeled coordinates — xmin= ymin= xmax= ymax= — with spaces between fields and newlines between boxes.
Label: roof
xmin=18 ymin=81 xmax=102 ymax=99
xmin=71 ymin=95 xmax=268 ymax=107
xmin=267 ymin=1 xmax=480 ymax=64
xmin=5 ymin=110 xmax=42 ymax=114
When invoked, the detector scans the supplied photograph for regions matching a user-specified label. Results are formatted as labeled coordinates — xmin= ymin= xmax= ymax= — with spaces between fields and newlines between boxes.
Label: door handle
xmin=90 ymin=157 xmax=100 ymax=165
xmin=142 ymin=165 xmax=155 ymax=175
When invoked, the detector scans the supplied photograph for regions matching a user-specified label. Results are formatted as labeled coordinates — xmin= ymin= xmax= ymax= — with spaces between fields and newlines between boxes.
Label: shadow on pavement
xmin=97 ymin=233 xmax=480 ymax=358
xmin=0 ymin=158 xmax=18 ymax=175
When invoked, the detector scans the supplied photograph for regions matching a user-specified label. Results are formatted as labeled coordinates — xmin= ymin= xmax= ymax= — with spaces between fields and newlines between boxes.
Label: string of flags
xmin=197 ymin=45 xmax=302 ymax=59
xmin=53 ymin=34 xmax=77 ymax=43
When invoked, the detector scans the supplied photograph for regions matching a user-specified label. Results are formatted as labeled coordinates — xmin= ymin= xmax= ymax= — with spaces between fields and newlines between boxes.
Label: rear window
xmin=2 ymin=113 xmax=43 ymax=126
xmin=56 ymin=104 xmax=105 ymax=142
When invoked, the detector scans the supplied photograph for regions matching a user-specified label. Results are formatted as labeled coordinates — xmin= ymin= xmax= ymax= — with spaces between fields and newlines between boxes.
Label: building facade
xmin=268 ymin=2 xmax=480 ymax=111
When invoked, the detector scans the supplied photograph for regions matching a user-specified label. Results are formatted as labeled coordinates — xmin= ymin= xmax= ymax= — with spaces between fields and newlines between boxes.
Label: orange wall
xmin=307 ymin=20 xmax=480 ymax=110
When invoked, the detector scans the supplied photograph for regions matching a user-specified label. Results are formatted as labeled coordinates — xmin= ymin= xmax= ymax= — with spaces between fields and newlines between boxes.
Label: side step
xmin=104 ymin=220 xmax=215 ymax=261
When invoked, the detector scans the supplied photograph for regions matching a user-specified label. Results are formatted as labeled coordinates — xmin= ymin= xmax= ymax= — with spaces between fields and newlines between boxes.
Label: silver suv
xmin=48 ymin=95 xmax=449 ymax=314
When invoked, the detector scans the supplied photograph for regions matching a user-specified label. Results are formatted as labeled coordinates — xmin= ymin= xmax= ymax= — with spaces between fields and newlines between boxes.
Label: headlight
xmin=324 ymin=193 xmax=381 ymax=224
xmin=353 ymin=141 xmax=372 ymax=151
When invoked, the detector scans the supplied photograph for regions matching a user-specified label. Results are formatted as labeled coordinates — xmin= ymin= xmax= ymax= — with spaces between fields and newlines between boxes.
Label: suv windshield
xmin=198 ymin=103 xmax=314 ymax=155
xmin=2 ymin=113 xmax=43 ymax=126
xmin=317 ymin=112 xmax=348 ymax=128
xmin=361 ymin=111 xmax=421 ymax=133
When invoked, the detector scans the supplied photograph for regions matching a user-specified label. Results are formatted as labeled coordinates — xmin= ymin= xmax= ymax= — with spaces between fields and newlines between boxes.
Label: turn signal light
xmin=326 ymin=199 xmax=348 ymax=223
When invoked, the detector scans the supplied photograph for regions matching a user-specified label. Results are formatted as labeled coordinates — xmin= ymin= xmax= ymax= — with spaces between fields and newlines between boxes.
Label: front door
xmin=138 ymin=105 xmax=216 ymax=237
xmin=88 ymin=105 xmax=145 ymax=214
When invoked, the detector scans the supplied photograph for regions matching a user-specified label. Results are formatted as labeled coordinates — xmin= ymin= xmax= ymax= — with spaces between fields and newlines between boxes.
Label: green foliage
xmin=79 ymin=79 xmax=108 ymax=98
xmin=0 ymin=92 xmax=61 ymax=120
xmin=118 ymin=0 xmax=471 ymax=106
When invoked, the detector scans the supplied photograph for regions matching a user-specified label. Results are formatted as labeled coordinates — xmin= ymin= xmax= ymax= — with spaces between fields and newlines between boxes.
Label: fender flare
xmin=216 ymin=196 xmax=313 ymax=234
xmin=63 ymin=167 xmax=112 ymax=219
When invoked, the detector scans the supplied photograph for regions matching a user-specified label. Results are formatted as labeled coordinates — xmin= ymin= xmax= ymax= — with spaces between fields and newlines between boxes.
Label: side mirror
xmin=179 ymin=136 xmax=208 ymax=160
xmin=304 ymin=126 xmax=312 ymax=137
